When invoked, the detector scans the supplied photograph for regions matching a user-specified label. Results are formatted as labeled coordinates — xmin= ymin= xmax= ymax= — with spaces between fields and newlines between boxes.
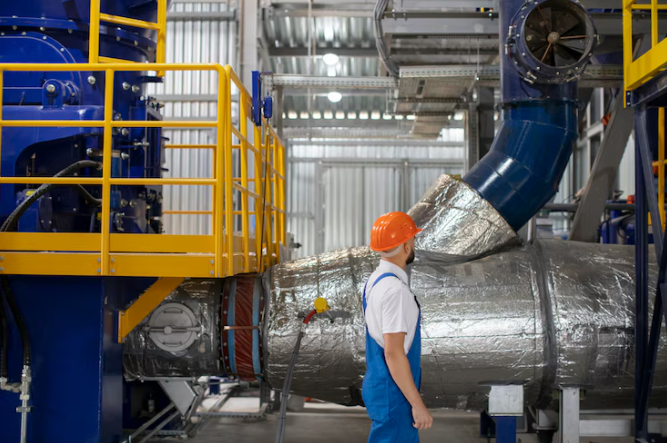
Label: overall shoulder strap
xmin=363 ymin=273 xmax=398 ymax=314
xmin=372 ymin=272 xmax=399 ymax=289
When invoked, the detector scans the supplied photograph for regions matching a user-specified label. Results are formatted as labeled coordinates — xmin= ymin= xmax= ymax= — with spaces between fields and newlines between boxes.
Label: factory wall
xmin=147 ymin=1 xmax=238 ymax=236
xmin=287 ymin=129 xmax=465 ymax=258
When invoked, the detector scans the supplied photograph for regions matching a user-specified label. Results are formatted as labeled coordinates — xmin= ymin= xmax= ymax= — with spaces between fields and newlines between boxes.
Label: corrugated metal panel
xmin=153 ymin=2 xmax=238 ymax=235
xmin=287 ymin=142 xmax=465 ymax=258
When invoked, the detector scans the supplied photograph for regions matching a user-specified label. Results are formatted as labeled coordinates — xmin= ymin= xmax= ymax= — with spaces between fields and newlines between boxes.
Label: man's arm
xmin=384 ymin=333 xmax=433 ymax=430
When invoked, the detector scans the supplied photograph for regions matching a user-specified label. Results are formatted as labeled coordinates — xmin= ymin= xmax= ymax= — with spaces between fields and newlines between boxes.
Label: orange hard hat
xmin=370 ymin=212 xmax=422 ymax=252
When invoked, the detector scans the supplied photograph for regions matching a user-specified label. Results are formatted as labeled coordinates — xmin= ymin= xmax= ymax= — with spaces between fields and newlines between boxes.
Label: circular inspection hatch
xmin=147 ymin=302 xmax=200 ymax=353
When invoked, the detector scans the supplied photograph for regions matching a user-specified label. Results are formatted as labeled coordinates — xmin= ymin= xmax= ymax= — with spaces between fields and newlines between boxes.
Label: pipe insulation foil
xmin=267 ymin=240 xmax=667 ymax=410
xmin=408 ymin=175 xmax=518 ymax=259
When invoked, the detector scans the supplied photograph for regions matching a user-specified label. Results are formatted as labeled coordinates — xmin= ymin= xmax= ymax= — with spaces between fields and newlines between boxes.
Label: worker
xmin=362 ymin=212 xmax=433 ymax=443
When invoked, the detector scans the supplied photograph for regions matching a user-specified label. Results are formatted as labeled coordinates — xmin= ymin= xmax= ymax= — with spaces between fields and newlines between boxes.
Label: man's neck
xmin=381 ymin=257 xmax=406 ymax=271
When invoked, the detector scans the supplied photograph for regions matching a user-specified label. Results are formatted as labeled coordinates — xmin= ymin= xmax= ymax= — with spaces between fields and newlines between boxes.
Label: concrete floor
xmin=172 ymin=398 xmax=635 ymax=443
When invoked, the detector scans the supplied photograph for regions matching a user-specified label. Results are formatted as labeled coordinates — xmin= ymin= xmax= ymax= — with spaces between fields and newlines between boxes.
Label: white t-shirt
xmin=364 ymin=260 xmax=420 ymax=354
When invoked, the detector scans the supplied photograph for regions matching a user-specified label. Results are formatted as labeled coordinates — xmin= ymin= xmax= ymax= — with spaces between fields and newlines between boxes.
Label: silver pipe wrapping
xmin=266 ymin=240 xmax=667 ymax=410
xmin=408 ymin=175 xmax=518 ymax=259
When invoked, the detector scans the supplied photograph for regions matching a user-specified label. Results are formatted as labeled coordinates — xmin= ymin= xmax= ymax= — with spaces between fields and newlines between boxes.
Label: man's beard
xmin=406 ymin=249 xmax=415 ymax=265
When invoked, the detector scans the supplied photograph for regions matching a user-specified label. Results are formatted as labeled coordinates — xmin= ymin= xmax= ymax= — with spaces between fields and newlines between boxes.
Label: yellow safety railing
xmin=89 ymin=0 xmax=168 ymax=74
xmin=623 ymin=0 xmax=667 ymax=93
xmin=0 ymin=63 xmax=286 ymax=278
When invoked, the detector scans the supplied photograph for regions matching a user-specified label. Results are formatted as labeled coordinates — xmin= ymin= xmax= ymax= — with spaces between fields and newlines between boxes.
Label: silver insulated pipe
xmin=265 ymin=175 xmax=667 ymax=410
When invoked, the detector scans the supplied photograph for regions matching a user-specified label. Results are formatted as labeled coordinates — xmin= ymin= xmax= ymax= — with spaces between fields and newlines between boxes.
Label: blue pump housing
xmin=463 ymin=0 xmax=596 ymax=231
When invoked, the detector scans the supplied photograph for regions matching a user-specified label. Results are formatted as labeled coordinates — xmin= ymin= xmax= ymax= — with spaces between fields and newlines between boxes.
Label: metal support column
xmin=633 ymin=107 xmax=667 ymax=442
xmin=635 ymin=108 xmax=650 ymax=441
xmin=465 ymin=106 xmax=479 ymax=173
xmin=241 ymin=0 xmax=259 ymax=87
xmin=559 ymin=387 xmax=580 ymax=443
xmin=569 ymin=96 xmax=635 ymax=242
xmin=487 ymin=385 xmax=523 ymax=443
xmin=477 ymin=87 xmax=495 ymax=161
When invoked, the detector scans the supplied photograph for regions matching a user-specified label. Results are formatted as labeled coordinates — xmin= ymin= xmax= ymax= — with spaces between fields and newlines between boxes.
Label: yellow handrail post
xmin=214 ymin=67 xmax=226 ymax=278
xmin=623 ymin=0 xmax=633 ymax=102
xmin=156 ymin=0 xmax=168 ymax=77
xmin=89 ymin=0 xmax=101 ymax=63
xmin=272 ymin=136 xmax=280 ymax=263
xmin=239 ymin=93 xmax=251 ymax=273
xmin=224 ymin=72 xmax=235 ymax=276
xmin=264 ymin=129 xmax=274 ymax=266
xmin=254 ymin=123 xmax=264 ymax=272
xmin=101 ymin=69 xmax=115 ymax=275
xmin=279 ymin=142 xmax=286 ymax=248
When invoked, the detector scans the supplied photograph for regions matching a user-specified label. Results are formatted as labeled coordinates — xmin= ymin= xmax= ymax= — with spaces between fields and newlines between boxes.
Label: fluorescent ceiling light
xmin=327 ymin=91 xmax=343 ymax=103
xmin=300 ymin=112 xmax=309 ymax=119
xmin=454 ymin=111 xmax=464 ymax=121
xmin=312 ymin=111 xmax=322 ymax=120
xmin=335 ymin=111 xmax=345 ymax=120
xmin=323 ymin=53 xmax=339 ymax=66
xmin=406 ymin=115 xmax=416 ymax=121
xmin=371 ymin=111 xmax=381 ymax=120
xmin=348 ymin=112 xmax=357 ymax=120
xmin=359 ymin=111 xmax=369 ymax=120
xmin=383 ymin=113 xmax=392 ymax=120
xmin=288 ymin=111 xmax=298 ymax=119
xmin=394 ymin=115 xmax=404 ymax=120
xmin=323 ymin=110 xmax=334 ymax=119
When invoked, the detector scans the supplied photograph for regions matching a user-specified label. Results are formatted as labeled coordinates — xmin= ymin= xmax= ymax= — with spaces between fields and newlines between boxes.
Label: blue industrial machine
xmin=0 ymin=2 xmax=166 ymax=442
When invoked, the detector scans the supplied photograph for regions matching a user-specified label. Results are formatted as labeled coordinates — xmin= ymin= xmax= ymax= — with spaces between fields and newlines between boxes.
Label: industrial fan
xmin=524 ymin=0 xmax=591 ymax=67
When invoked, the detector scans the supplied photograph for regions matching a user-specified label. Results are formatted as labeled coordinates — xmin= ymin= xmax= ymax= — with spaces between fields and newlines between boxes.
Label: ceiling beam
xmin=382 ymin=12 xmax=661 ymax=37
xmin=268 ymin=47 xmax=378 ymax=57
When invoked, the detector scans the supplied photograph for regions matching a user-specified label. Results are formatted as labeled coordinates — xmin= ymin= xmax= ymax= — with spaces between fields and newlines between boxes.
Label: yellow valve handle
xmin=314 ymin=297 xmax=329 ymax=314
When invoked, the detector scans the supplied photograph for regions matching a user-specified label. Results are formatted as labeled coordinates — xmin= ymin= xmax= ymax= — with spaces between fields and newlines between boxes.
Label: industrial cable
xmin=0 ymin=277 xmax=30 ymax=367
xmin=274 ymin=309 xmax=318 ymax=443
xmin=373 ymin=0 xmax=399 ymax=78
xmin=1 ymin=160 xmax=102 ymax=232
xmin=0 ymin=160 xmax=101 ymax=373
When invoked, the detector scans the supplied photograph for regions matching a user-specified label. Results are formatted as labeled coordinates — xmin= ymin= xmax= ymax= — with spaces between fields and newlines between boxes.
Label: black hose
xmin=0 ymin=288 xmax=8 ymax=378
xmin=0 ymin=277 xmax=29 ymax=366
xmin=1 ymin=160 xmax=102 ymax=232
xmin=0 ymin=159 xmax=102 ymax=371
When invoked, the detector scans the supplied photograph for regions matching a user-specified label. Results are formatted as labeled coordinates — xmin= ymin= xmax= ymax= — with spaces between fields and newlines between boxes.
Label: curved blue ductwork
xmin=463 ymin=0 xmax=597 ymax=231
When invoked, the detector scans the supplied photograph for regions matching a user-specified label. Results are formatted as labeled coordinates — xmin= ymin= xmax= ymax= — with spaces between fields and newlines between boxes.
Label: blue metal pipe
xmin=463 ymin=0 xmax=591 ymax=231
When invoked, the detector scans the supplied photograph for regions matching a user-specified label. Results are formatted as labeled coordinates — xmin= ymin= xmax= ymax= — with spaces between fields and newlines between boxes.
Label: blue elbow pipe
xmin=463 ymin=0 xmax=596 ymax=231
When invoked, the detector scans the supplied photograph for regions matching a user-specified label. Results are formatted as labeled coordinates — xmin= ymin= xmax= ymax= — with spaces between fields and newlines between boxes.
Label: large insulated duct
xmin=267 ymin=240 xmax=667 ymax=410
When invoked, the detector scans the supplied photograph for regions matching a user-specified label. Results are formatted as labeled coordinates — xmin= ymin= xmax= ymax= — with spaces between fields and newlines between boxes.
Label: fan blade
xmin=559 ymin=44 xmax=585 ymax=62
xmin=554 ymin=45 xmax=577 ymax=66
xmin=532 ymin=43 xmax=550 ymax=61
xmin=553 ymin=10 xmax=580 ymax=36
xmin=525 ymin=26 xmax=547 ymax=47
xmin=559 ymin=38 xmax=586 ymax=53
xmin=538 ymin=6 xmax=553 ymax=32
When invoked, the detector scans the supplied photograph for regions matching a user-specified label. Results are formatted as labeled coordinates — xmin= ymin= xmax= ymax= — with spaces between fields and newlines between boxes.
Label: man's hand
xmin=412 ymin=403 xmax=433 ymax=429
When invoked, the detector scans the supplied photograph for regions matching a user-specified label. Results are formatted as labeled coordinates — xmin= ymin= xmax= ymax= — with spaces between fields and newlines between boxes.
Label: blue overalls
xmin=362 ymin=273 xmax=422 ymax=443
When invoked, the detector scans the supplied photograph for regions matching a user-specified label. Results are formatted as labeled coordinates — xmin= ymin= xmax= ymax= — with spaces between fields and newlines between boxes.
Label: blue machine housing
xmin=0 ymin=2 xmax=167 ymax=442
xmin=0 ymin=2 xmax=165 ymax=235
xmin=463 ymin=0 xmax=596 ymax=231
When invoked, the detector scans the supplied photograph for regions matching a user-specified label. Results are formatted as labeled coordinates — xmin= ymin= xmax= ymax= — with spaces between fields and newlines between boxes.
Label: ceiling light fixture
xmin=327 ymin=91 xmax=343 ymax=103
xmin=323 ymin=53 xmax=339 ymax=66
